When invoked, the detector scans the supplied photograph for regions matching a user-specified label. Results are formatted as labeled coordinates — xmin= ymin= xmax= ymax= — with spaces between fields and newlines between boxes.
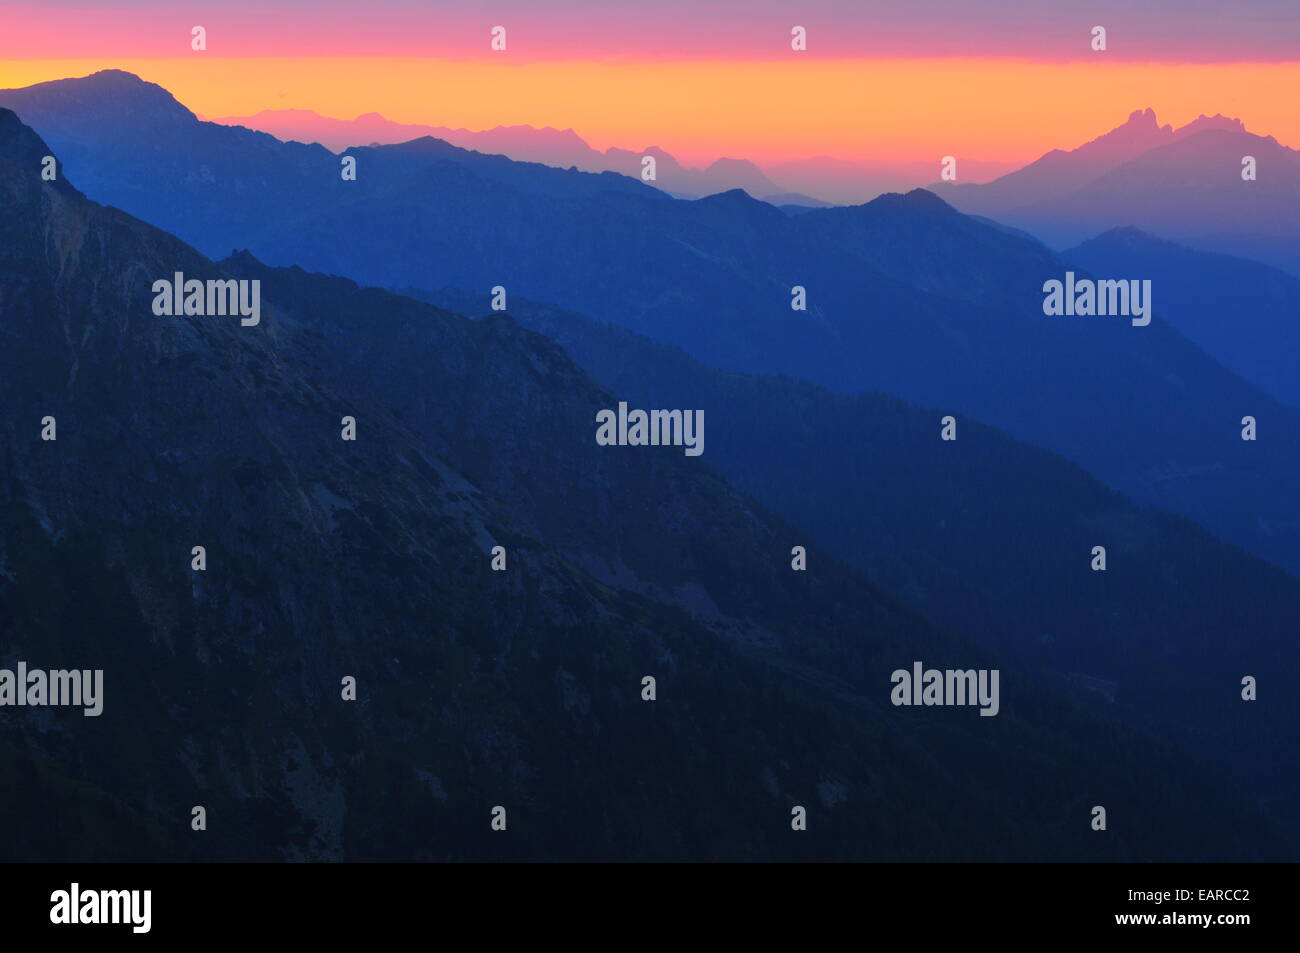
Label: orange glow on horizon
xmin=2 ymin=57 xmax=1298 ymax=166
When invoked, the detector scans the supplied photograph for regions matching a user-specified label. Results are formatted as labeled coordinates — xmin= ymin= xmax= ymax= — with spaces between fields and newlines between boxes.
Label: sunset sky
xmin=2 ymin=0 xmax=1298 ymax=167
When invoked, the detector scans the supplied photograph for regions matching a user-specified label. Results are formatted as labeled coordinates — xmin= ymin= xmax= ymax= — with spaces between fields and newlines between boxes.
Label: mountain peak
xmin=1078 ymin=225 xmax=1167 ymax=249
xmin=0 ymin=106 xmax=45 ymax=154
xmin=705 ymin=157 xmax=763 ymax=173
xmin=1084 ymin=107 xmax=1174 ymax=150
xmin=1125 ymin=107 xmax=1159 ymax=127
xmin=83 ymin=68 xmax=149 ymax=86
xmin=696 ymin=186 xmax=761 ymax=204
xmin=0 ymin=108 xmax=79 ymax=200
xmin=1107 ymin=224 xmax=1157 ymax=240
xmin=0 ymin=69 xmax=197 ymax=125
xmin=865 ymin=187 xmax=955 ymax=214
xmin=223 ymin=248 xmax=267 ymax=269
xmin=1174 ymin=113 xmax=1248 ymax=138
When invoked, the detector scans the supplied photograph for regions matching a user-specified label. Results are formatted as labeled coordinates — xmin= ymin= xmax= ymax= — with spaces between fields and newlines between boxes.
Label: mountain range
xmin=932 ymin=107 xmax=1300 ymax=275
xmin=4 ymin=70 xmax=1295 ymax=575
xmin=209 ymin=106 xmax=822 ymax=205
xmin=1064 ymin=227 xmax=1300 ymax=409
xmin=6 ymin=105 xmax=1289 ymax=860
xmin=2 ymin=69 xmax=1298 ymax=861
xmin=399 ymin=282 xmax=1300 ymax=803
xmin=208 ymin=106 xmax=1017 ymax=206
